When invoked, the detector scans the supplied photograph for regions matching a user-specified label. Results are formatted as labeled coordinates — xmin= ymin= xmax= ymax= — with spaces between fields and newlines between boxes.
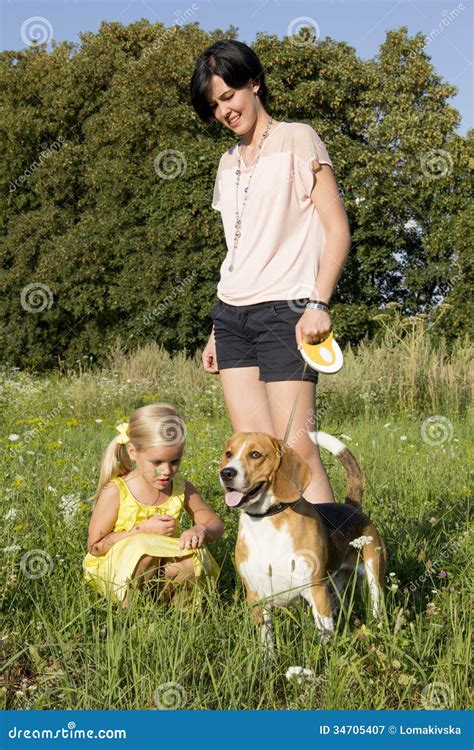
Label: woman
xmin=190 ymin=40 xmax=351 ymax=504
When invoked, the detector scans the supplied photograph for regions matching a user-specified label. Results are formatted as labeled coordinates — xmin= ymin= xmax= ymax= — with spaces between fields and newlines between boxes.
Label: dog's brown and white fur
xmin=219 ymin=431 xmax=386 ymax=648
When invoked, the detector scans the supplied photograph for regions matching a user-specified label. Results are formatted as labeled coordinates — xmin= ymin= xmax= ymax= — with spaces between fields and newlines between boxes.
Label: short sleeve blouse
xmin=210 ymin=121 xmax=333 ymax=305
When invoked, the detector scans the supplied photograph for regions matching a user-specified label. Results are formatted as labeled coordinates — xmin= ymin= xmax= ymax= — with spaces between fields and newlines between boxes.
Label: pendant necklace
xmin=228 ymin=117 xmax=274 ymax=272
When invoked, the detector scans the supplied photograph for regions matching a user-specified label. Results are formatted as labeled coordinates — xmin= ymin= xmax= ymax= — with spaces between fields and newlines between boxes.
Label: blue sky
xmin=1 ymin=0 xmax=472 ymax=135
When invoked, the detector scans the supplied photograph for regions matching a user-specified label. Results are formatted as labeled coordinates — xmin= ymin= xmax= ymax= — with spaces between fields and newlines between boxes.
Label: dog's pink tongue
xmin=225 ymin=490 xmax=245 ymax=507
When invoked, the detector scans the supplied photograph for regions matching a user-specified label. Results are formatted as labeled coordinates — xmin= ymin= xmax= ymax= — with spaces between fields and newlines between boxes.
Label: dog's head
xmin=219 ymin=432 xmax=312 ymax=514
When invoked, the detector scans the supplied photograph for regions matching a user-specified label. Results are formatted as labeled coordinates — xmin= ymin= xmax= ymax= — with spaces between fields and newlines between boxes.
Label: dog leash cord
xmin=283 ymin=360 xmax=308 ymax=445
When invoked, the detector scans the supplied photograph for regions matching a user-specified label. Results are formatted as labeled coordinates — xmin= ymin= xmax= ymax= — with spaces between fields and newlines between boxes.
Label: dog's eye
xmin=250 ymin=451 xmax=262 ymax=459
xmin=225 ymin=450 xmax=232 ymax=458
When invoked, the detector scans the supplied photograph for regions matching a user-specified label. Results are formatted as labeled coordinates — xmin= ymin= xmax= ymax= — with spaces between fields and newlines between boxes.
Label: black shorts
xmin=210 ymin=299 xmax=319 ymax=384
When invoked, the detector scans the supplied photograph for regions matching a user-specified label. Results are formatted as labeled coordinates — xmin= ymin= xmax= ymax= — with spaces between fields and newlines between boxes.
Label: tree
xmin=0 ymin=22 xmax=470 ymax=369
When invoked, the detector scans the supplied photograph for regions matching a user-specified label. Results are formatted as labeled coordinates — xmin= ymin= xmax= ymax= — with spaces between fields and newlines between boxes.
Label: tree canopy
xmin=1 ymin=20 xmax=471 ymax=370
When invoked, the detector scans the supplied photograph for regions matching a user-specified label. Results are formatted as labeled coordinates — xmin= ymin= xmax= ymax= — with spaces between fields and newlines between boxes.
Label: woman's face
xmin=208 ymin=75 xmax=260 ymax=134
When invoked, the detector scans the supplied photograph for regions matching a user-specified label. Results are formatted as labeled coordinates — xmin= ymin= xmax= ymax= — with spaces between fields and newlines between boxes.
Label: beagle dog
xmin=219 ymin=431 xmax=386 ymax=648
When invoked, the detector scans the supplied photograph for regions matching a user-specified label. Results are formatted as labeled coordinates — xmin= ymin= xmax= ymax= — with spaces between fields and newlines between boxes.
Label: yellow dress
xmin=83 ymin=471 xmax=219 ymax=602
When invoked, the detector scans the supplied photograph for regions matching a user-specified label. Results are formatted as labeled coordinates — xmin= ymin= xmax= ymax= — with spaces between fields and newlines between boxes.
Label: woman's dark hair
xmin=190 ymin=40 xmax=270 ymax=124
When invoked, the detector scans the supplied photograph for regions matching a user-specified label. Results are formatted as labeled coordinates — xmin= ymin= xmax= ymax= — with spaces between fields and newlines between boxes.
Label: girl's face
xmin=208 ymin=74 xmax=260 ymax=134
xmin=128 ymin=443 xmax=184 ymax=490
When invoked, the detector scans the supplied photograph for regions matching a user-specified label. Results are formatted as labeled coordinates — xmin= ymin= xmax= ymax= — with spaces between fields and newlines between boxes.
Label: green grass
xmin=0 ymin=315 xmax=472 ymax=709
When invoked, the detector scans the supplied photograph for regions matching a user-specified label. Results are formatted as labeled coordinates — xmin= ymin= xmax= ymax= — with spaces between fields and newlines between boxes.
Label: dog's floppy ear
xmin=271 ymin=439 xmax=312 ymax=503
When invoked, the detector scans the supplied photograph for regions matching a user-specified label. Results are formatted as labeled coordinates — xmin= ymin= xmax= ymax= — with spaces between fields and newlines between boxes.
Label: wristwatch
xmin=306 ymin=300 xmax=329 ymax=312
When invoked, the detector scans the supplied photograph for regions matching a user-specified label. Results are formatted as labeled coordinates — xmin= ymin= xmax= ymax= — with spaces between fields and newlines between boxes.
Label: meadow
xmin=0 ymin=314 xmax=472 ymax=710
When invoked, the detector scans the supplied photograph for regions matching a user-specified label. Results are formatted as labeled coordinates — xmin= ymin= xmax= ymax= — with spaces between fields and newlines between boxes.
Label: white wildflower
xmin=60 ymin=493 xmax=81 ymax=524
xmin=95 ymin=419 xmax=102 ymax=423
xmin=285 ymin=666 xmax=315 ymax=684
xmin=400 ymin=435 xmax=407 ymax=441
xmin=3 ymin=545 xmax=21 ymax=553
xmin=8 ymin=434 xmax=19 ymax=441
xmin=383 ymin=423 xmax=391 ymax=428
xmin=5 ymin=508 xmax=18 ymax=521
xmin=349 ymin=535 xmax=374 ymax=550
xmin=47 ymin=485 xmax=57 ymax=494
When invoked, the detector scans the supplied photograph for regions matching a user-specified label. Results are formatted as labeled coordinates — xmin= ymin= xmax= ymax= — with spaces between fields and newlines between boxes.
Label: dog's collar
xmin=245 ymin=496 xmax=306 ymax=519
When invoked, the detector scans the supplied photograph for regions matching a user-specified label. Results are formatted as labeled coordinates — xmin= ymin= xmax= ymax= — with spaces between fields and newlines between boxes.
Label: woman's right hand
xmin=136 ymin=515 xmax=175 ymax=536
xmin=202 ymin=329 xmax=219 ymax=374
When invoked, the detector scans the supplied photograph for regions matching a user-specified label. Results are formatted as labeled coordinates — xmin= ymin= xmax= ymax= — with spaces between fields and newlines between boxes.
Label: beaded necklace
xmin=228 ymin=117 xmax=274 ymax=272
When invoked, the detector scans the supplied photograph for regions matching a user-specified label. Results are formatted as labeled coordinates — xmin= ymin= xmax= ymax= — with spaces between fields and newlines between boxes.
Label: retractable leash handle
xmin=283 ymin=330 xmax=344 ymax=444
xmin=299 ymin=329 xmax=344 ymax=374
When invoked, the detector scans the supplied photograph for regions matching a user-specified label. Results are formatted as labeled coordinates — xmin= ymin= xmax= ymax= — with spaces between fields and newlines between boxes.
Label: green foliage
xmin=0 ymin=351 xmax=471 ymax=708
xmin=0 ymin=22 xmax=471 ymax=369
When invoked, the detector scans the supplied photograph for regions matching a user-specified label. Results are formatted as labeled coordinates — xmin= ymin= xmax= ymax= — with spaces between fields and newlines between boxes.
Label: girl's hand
xmin=179 ymin=525 xmax=206 ymax=550
xmin=137 ymin=515 xmax=175 ymax=536
xmin=296 ymin=308 xmax=333 ymax=348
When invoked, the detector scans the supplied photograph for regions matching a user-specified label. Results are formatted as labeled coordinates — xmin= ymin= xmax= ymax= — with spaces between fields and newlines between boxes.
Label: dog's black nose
xmin=220 ymin=467 xmax=237 ymax=481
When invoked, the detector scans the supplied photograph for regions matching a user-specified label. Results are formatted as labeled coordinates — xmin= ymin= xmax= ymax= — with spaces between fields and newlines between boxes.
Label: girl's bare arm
xmin=87 ymin=483 xmax=140 ymax=556
xmin=183 ymin=480 xmax=224 ymax=543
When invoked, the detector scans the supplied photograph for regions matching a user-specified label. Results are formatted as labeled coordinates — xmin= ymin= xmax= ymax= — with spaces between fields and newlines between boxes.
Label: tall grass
xmin=0 ymin=314 xmax=471 ymax=709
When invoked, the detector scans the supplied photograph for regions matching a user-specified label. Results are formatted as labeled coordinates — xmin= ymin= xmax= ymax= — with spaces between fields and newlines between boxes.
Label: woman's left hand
xmin=179 ymin=526 xmax=206 ymax=550
xmin=296 ymin=308 xmax=333 ymax=348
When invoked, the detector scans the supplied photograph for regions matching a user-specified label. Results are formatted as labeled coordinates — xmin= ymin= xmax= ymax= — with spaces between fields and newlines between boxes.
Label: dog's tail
xmin=308 ymin=431 xmax=364 ymax=507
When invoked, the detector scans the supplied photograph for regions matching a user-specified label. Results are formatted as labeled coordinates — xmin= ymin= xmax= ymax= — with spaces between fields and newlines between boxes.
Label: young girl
xmin=83 ymin=403 xmax=223 ymax=606
xmin=190 ymin=40 xmax=352 ymax=505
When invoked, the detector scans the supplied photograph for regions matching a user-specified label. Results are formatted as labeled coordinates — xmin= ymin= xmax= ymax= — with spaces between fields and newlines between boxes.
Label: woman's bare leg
xmin=219 ymin=367 xmax=275 ymax=433
xmin=265 ymin=380 xmax=336 ymax=504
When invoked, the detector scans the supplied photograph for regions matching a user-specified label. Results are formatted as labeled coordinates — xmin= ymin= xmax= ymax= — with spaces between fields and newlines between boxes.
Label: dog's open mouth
xmin=225 ymin=482 xmax=265 ymax=508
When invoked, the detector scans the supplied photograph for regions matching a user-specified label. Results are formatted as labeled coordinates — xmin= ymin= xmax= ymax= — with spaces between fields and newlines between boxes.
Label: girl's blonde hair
xmin=93 ymin=403 xmax=186 ymax=503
